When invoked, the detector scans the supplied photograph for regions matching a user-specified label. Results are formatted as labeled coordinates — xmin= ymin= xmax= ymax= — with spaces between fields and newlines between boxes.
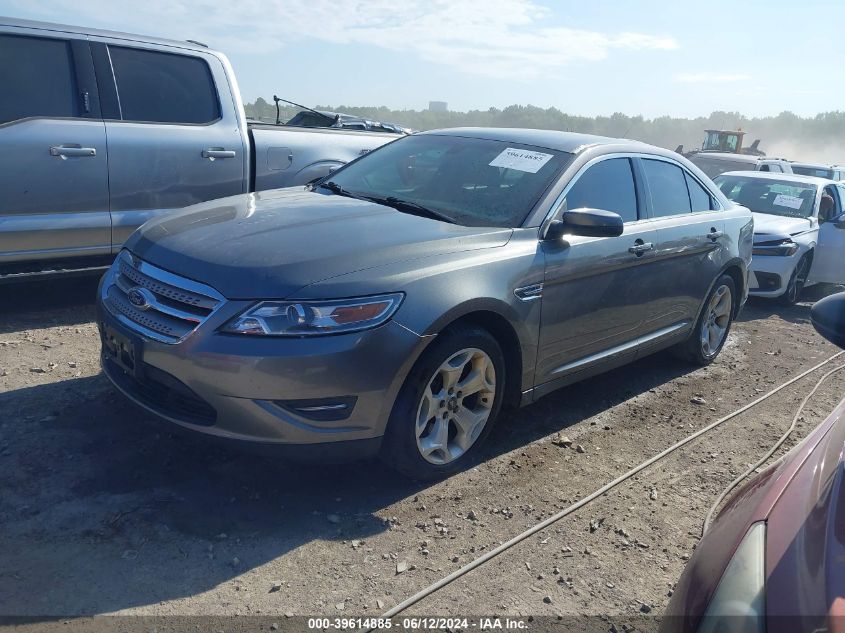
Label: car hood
xmin=125 ymin=188 xmax=512 ymax=299
xmin=765 ymin=398 xmax=845 ymax=630
xmin=664 ymin=398 xmax=845 ymax=633
xmin=752 ymin=212 xmax=815 ymax=240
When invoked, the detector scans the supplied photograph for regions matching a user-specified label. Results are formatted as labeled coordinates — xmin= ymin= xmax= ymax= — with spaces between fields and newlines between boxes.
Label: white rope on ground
xmin=702 ymin=360 xmax=845 ymax=534
xmin=365 ymin=350 xmax=845 ymax=629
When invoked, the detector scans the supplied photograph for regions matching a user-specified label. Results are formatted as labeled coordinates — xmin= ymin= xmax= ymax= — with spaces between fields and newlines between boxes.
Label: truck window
xmin=0 ymin=34 xmax=79 ymax=124
xmin=643 ymin=159 xmax=693 ymax=217
xmin=108 ymin=46 xmax=220 ymax=124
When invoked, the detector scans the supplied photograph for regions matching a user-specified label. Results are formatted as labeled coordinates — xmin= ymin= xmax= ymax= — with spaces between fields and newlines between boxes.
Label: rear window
xmin=643 ymin=159 xmax=692 ymax=217
xmin=685 ymin=172 xmax=713 ymax=212
xmin=109 ymin=46 xmax=219 ymax=124
xmin=0 ymin=34 xmax=79 ymax=124
xmin=792 ymin=165 xmax=835 ymax=179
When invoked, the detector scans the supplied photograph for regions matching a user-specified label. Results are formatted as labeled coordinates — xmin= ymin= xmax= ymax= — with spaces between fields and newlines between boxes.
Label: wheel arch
xmin=721 ymin=261 xmax=746 ymax=317
xmin=690 ymin=260 xmax=746 ymax=332
xmin=424 ymin=306 xmax=527 ymax=410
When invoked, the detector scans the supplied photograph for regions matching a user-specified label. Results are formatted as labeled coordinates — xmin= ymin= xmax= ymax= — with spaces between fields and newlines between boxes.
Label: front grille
xmin=104 ymin=356 xmax=216 ymax=425
xmin=103 ymin=251 xmax=224 ymax=343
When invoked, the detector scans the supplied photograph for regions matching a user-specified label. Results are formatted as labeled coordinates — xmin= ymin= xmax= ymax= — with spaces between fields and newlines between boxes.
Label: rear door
xmin=536 ymin=156 xmax=660 ymax=386
xmin=89 ymin=40 xmax=247 ymax=249
xmin=808 ymin=184 xmax=845 ymax=284
xmin=0 ymin=30 xmax=110 ymax=268
xmin=637 ymin=157 xmax=727 ymax=342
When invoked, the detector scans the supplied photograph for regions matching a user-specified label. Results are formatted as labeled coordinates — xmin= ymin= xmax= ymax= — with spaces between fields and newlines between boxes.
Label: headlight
xmin=222 ymin=293 xmax=404 ymax=336
xmin=697 ymin=522 xmax=766 ymax=633
xmin=752 ymin=238 xmax=798 ymax=256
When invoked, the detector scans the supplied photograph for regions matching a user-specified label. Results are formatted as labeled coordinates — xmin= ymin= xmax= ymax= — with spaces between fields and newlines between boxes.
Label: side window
xmin=642 ymin=159 xmax=692 ymax=217
xmin=0 ymin=34 xmax=79 ymax=124
xmin=770 ymin=164 xmax=783 ymax=173
xmin=565 ymin=158 xmax=638 ymax=222
xmin=684 ymin=172 xmax=714 ymax=212
xmin=822 ymin=186 xmax=842 ymax=221
xmin=108 ymin=46 xmax=220 ymax=124
xmin=759 ymin=164 xmax=770 ymax=172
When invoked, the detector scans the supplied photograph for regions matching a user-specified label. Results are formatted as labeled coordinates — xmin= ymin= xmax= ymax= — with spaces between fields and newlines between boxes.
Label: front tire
xmin=380 ymin=325 xmax=505 ymax=480
xmin=778 ymin=252 xmax=812 ymax=306
xmin=674 ymin=274 xmax=736 ymax=366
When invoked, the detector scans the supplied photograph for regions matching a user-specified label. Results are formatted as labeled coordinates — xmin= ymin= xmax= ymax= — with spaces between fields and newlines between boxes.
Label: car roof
xmin=419 ymin=127 xmax=648 ymax=154
xmin=0 ymin=15 xmax=213 ymax=54
xmin=718 ymin=170 xmax=835 ymax=186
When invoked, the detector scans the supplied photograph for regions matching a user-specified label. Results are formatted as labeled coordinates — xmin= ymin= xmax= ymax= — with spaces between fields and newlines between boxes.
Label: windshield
xmin=791 ymin=165 xmax=834 ymax=179
xmin=322 ymin=134 xmax=573 ymax=227
xmin=714 ymin=174 xmax=817 ymax=218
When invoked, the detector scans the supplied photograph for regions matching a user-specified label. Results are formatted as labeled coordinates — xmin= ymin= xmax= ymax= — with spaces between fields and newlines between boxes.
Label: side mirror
xmin=811 ymin=292 xmax=845 ymax=349
xmin=545 ymin=208 xmax=624 ymax=240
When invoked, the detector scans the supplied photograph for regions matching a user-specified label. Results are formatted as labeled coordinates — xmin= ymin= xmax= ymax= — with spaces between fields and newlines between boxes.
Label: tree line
xmin=245 ymin=97 xmax=845 ymax=159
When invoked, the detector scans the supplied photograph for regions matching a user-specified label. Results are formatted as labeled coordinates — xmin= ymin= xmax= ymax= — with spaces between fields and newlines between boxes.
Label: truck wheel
xmin=380 ymin=325 xmax=505 ymax=480
xmin=779 ymin=252 xmax=812 ymax=306
xmin=674 ymin=274 xmax=736 ymax=366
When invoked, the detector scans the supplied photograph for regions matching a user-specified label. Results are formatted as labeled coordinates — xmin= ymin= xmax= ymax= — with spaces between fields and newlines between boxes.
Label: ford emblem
xmin=127 ymin=287 xmax=153 ymax=311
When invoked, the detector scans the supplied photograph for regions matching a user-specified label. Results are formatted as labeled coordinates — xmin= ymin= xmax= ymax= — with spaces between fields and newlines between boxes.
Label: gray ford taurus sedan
xmin=97 ymin=128 xmax=753 ymax=479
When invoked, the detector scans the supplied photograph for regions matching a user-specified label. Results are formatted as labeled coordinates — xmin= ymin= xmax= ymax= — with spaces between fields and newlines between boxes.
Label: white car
xmin=714 ymin=171 xmax=845 ymax=304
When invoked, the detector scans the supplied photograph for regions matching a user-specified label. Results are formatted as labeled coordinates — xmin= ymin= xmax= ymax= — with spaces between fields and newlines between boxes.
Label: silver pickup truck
xmin=0 ymin=17 xmax=402 ymax=279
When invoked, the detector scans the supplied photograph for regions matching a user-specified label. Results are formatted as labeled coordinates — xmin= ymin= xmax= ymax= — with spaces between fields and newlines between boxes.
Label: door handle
xmin=628 ymin=241 xmax=654 ymax=256
xmin=202 ymin=148 xmax=236 ymax=160
xmin=708 ymin=229 xmax=725 ymax=241
xmin=50 ymin=145 xmax=96 ymax=158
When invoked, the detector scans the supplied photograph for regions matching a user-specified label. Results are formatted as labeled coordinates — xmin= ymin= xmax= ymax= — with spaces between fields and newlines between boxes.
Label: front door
xmin=809 ymin=184 xmax=845 ymax=285
xmin=89 ymin=40 xmax=247 ymax=249
xmin=0 ymin=32 xmax=110 ymax=267
xmin=536 ymin=156 xmax=659 ymax=386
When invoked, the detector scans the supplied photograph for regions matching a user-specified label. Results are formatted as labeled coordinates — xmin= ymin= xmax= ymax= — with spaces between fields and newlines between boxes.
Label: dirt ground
xmin=1 ymin=276 xmax=844 ymax=629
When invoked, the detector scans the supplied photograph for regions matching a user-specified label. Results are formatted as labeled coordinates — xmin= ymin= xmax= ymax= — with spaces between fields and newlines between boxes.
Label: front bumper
xmin=748 ymin=255 xmax=799 ymax=297
xmin=96 ymin=269 xmax=429 ymax=457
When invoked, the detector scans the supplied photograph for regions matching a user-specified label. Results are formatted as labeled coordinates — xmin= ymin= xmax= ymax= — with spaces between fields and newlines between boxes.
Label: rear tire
xmin=380 ymin=325 xmax=505 ymax=480
xmin=674 ymin=274 xmax=736 ymax=366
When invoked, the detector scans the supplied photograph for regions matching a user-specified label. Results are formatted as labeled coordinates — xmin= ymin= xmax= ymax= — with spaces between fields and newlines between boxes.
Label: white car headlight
xmin=697 ymin=522 xmax=766 ymax=633
xmin=752 ymin=238 xmax=799 ymax=256
xmin=222 ymin=293 xmax=404 ymax=336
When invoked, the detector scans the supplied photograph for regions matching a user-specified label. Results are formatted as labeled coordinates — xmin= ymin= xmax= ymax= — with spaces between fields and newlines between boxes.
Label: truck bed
xmin=247 ymin=123 xmax=401 ymax=192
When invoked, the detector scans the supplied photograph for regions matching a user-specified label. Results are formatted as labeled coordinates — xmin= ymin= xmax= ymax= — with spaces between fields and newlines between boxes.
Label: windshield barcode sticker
xmin=773 ymin=194 xmax=804 ymax=210
xmin=489 ymin=148 xmax=554 ymax=173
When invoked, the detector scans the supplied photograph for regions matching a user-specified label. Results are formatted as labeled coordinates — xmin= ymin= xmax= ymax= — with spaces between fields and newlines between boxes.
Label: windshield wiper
xmin=365 ymin=195 xmax=456 ymax=224
xmin=317 ymin=180 xmax=363 ymax=200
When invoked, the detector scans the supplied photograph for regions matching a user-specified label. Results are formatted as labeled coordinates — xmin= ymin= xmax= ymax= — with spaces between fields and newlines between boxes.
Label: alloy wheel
xmin=415 ymin=347 xmax=496 ymax=465
xmin=700 ymin=284 xmax=733 ymax=358
xmin=785 ymin=256 xmax=811 ymax=304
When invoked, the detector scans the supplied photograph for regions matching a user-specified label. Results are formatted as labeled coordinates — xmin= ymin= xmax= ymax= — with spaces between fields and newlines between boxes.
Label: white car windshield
xmin=714 ymin=175 xmax=816 ymax=218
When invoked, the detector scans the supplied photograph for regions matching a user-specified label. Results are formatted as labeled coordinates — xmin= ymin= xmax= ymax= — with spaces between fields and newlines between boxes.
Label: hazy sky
xmin=2 ymin=0 xmax=842 ymax=117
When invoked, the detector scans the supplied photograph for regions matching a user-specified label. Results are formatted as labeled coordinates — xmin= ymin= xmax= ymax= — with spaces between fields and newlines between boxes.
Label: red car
xmin=663 ymin=291 xmax=845 ymax=633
